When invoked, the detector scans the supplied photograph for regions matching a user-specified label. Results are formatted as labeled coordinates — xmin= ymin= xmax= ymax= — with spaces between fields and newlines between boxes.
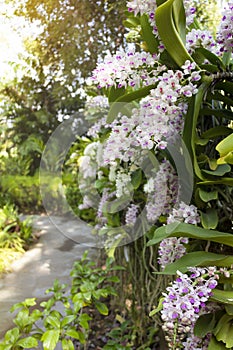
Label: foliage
xmin=103 ymin=320 xmax=135 ymax=349
xmin=0 ymin=0 xmax=232 ymax=348
xmin=0 ymin=252 xmax=123 ymax=350
xmin=0 ymin=0 xmax=125 ymax=176
xmin=0 ymin=65 xmax=63 ymax=175
xmin=10 ymin=0 xmax=126 ymax=81
xmin=0 ymin=174 xmax=73 ymax=213
xmin=74 ymin=0 xmax=233 ymax=348
xmin=0 ymin=204 xmax=33 ymax=274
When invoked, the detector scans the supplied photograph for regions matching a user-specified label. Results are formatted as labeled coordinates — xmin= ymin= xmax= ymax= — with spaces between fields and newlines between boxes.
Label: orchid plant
xmin=78 ymin=0 xmax=233 ymax=348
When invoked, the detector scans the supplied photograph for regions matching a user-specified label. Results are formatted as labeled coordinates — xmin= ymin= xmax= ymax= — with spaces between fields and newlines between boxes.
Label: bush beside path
xmin=0 ymin=215 xmax=97 ymax=338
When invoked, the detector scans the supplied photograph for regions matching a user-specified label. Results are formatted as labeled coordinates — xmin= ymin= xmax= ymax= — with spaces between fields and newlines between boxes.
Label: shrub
xmin=0 ymin=204 xmax=33 ymax=274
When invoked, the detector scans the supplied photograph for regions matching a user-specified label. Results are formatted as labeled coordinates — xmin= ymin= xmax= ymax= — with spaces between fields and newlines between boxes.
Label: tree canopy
xmin=0 ymin=0 xmax=126 ymax=173
xmin=11 ymin=0 xmax=126 ymax=81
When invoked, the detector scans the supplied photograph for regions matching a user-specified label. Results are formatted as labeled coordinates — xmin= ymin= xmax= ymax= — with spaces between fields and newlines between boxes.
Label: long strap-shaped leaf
xmin=140 ymin=14 xmax=159 ymax=54
xmin=157 ymin=251 xmax=233 ymax=275
xmin=147 ymin=222 xmax=233 ymax=246
xmin=155 ymin=0 xmax=193 ymax=67
xmin=183 ymin=80 xmax=212 ymax=180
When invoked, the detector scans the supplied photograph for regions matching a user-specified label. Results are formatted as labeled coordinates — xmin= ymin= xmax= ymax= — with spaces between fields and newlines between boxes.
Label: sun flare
xmin=0 ymin=1 xmax=41 ymax=80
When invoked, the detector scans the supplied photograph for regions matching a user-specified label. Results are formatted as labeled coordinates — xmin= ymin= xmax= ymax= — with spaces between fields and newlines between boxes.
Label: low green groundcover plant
xmin=0 ymin=252 xmax=124 ymax=350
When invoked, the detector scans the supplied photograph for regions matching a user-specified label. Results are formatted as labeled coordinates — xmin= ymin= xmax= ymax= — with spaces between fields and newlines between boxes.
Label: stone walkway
xmin=0 ymin=215 xmax=99 ymax=339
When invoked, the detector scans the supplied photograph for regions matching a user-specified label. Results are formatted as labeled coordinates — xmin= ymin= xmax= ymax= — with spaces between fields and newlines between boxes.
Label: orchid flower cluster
xmin=186 ymin=29 xmax=216 ymax=55
xmin=161 ymin=267 xmax=219 ymax=350
xmin=79 ymin=0 xmax=233 ymax=235
xmin=144 ymin=160 xmax=179 ymax=223
xmin=103 ymin=61 xmax=200 ymax=164
xmin=217 ymin=1 xmax=233 ymax=53
xmin=76 ymin=1 xmax=233 ymax=348
xmin=186 ymin=1 xmax=233 ymax=56
xmin=89 ymin=48 xmax=159 ymax=89
xmin=80 ymin=57 xmax=201 ymax=232
xmin=158 ymin=202 xmax=200 ymax=269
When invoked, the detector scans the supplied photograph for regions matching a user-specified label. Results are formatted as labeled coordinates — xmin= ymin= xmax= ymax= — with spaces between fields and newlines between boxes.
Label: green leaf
xmin=214 ymin=313 xmax=231 ymax=335
xmin=77 ymin=331 xmax=86 ymax=344
xmin=45 ymin=315 xmax=61 ymax=329
xmin=102 ymin=196 xmax=132 ymax=214
xmin=16 ymin=337 xmax=38 ymax=348
xmin=201 ymin=126 xmax=233 ymax=140
xmin=108 ymin=86 xmax=126 ymax=103
xmin=200 ymin=208 xmax=218 ymax=229
xmin=22 ymin=298 xmax=37 ymax=307
xmin=123 ymin=16 xmax=140 ymax=29
xmin=208 ymin=158 xmax=218 ymax=171
xmin=183 ymin=80 xmax=212 ymax=180
xmin=222 ymin=51 xmax=232 ymax=66
xmin=106 ymin=213 xmax=120 ymax=227
xmin=62 ymin=338 xmax=75 ymax=350
xmin=131 ymin=169 xmax=142 ymax=189
xmin=224 ymin=285 xmax=233 ymax=315
xmin=202 ymin=164 xmax=231 ymax=176
xmin=225 ymin=304 xmax=233 ymax=316
xmin=107 ymin=275 xmax=120 ymax=283
xmin=216 ymin=133 xmax=233 ymax=158
xmin=147 ymin=222 xmax=233 ymax=247
xmin=200 ymin=108 xmax=233 ymax=121
xmin=66 ymin=329 xmax=82 ymax=340
xmin=149 ymin=297 xmax=164 ymax=317
xmin=208 ymin=336 xmax=228 ymax=349
xmin=160 ymin=251 xmax=231 ymax=275
xmin=10 ymin=298 xmax=36 ymax=312
xmin=199 ymin=63 xmax=220 ymax=73
xmin=214 ymin=314 xmax=233 ymax=348
xmin=155 ymin=0 xmax=193 ymax=67
xmin=14 ymin=309 xmax=30 ymax=329
xmin=195 ymin=137 xmax=209 ymax=146
xmin=211 ymin=290 xmax=233 ymax=305
xmin=194 ymin=313 xmax=216 ymax=338
xmin=95 ymin=301 xmax=109 ymax=315
xmin=140 ymin=14 xmax=159 ymax=53
xmin=197 ymin=178 xmax=233 ymax=186
xmin=41 ymin=329 xmax=60 ymax=350
xmin=198 ymin=188 xmax=218 ymax=202
xmin=30 ymin=309 xmax=42 ymax=323
xmin=215 ymin=81 xmax=233 ymax=95
xmin=78 ymin=313 xmax=92 ymax=329
xmin=4 ymin=328 xmax=19 ymax=343
xmin=171 ymin=0 xmax=186 ymax=43
xmin=95 ymin=179 xmax=108 ymax=190
xmin=0 ymin=345 xmax=12 ymax=350
xmin=211 ymin=91 xmax=233 ymax=106
xmin=61 ymin=315 xmax=76 ymax=328
xmin=218 ymin=152 xmax=233 ymax=165
xmin=107 ymin=84 xmax=156 ymax=123
xmin=195 ymin=47 xmax=224 ymax=68
xmin=66 ymin=330 xmax=85 ymax=344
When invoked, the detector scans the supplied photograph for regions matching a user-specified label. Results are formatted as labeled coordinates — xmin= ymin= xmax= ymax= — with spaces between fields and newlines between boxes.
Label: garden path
xmin=0 ymin=215 xmax=98 ymax=339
